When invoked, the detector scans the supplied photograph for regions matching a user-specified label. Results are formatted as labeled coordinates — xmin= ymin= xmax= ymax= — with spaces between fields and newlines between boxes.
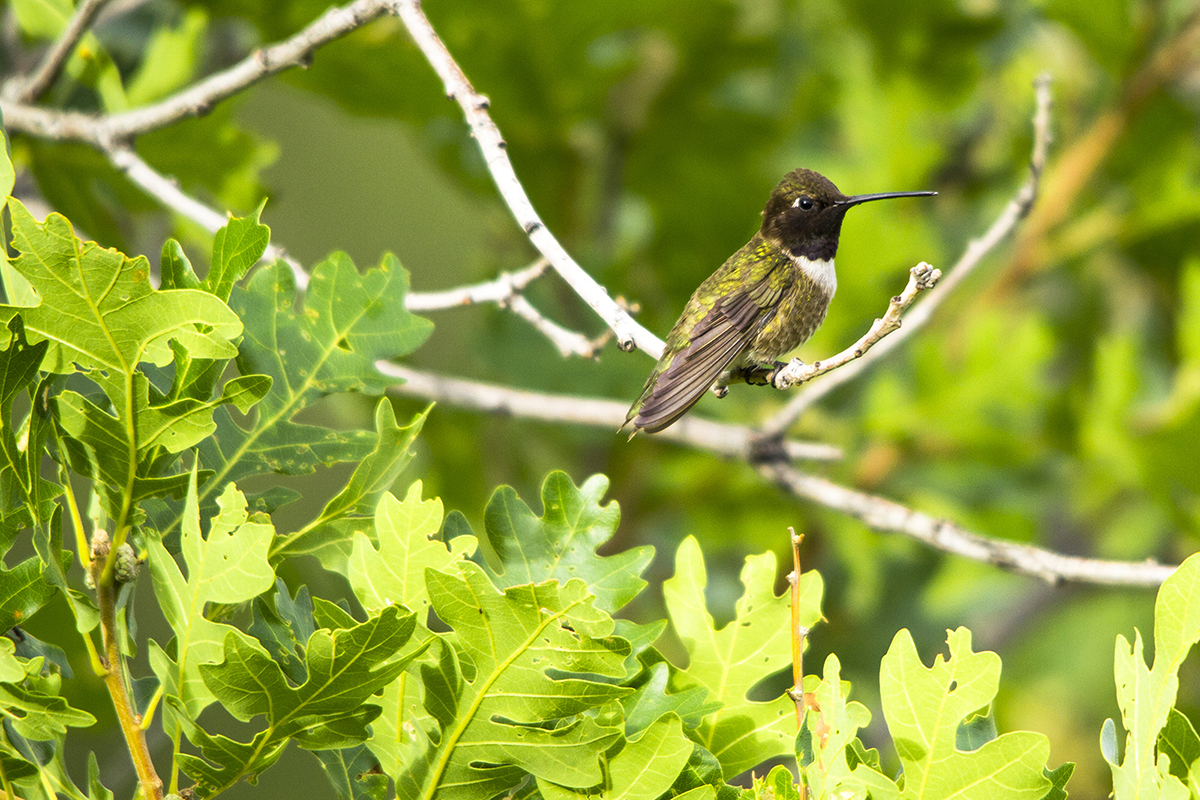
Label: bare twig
xmin=384 ymin=362 xmax=1176 ymax=587
xmin=786 ymin=528 xmax=808 ymax=729
xmin=505 ymin=295 xmax=612 ymax=359
xmin=389 ymin=0 xmax=663 ymax=357
xmin=382 ymin=363 xmax=842 ymax=462
xmin=405 ymin=260 xmax=549 ymax=311
xmin=761 ymin=462 xmax=1175 ymax=587
xmin=3 ymin=0 xmax=111 ymax=103
xmin=0 ymin=0 xmax=394 ymax=146
xmin=89 ymin=531 xmax=163 ymax=800
xmin=770 ymin=263 xmax=941 ymax=390
xmin=759 ymin=75 xmax=1054 ymax=437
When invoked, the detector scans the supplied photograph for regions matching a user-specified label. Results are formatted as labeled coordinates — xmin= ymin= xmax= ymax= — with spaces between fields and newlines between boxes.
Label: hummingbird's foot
xmin=710 ymin=382 xmax=729 ymax=399
xmin=769 ymin=358 xmax=805 ymax=389
xmin=742 ymin=361 xmax=787 ymax=386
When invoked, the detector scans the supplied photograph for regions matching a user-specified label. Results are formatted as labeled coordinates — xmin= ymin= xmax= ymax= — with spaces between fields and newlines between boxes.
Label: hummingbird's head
xmin=760 ymin=168 xmax=936 ymax=261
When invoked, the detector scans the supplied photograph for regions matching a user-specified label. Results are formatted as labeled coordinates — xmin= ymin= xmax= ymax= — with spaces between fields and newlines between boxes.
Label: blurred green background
xmin=6 ymin=0 xmax=1200 ymax=794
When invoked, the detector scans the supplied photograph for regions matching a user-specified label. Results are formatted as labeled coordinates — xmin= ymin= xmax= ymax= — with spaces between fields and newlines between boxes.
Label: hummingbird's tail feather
xmin=630 ymin=313 xmax=756 ymax=433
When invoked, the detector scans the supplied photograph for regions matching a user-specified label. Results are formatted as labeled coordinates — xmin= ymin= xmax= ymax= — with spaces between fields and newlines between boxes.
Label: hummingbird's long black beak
xmin=838 ymin=190 xmax=937 ymax=207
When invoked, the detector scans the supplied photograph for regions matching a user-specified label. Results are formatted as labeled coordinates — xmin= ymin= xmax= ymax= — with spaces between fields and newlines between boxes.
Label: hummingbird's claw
xmin=770 ymin=358 xmax=806 ymax=389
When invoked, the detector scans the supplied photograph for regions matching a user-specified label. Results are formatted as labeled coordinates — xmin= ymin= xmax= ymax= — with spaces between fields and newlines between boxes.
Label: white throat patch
xmin=788 ymin=254 xmax=836 ymax=297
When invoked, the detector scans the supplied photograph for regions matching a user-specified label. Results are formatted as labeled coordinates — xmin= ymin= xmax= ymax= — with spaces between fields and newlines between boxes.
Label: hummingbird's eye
xmin=792 ymin=195 xmax=815 ymax=210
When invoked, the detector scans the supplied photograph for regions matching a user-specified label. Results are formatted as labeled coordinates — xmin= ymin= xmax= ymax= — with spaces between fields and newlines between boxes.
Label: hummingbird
xmin=625 ymin=168 xmax=935 ymax=435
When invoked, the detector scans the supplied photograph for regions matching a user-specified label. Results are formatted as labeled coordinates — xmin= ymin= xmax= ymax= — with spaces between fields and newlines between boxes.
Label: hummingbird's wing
xmin=630 ymin=263 xmax=784 ymax=433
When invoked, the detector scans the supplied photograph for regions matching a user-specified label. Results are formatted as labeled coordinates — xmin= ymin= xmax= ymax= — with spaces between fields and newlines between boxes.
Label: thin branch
xmin=383 ymin=362 xmax=1177 ymax=587
xmin=404 ymin=259 xmax=610 ymax=358
xmin=89 ymin=531 xmax=163 ymax=800
xmin=3 ymin=0 xmax=110 ymax=103
xmin=760 ymin=462 xmax=1175 ymax=587
xmin=404 ymin=260 xmax=549 ymax=311
xmin=107 ymin=146 xmax=307 ymax=286
xmin=88 ymin=139 xmax=610 ymax=357
xmin=389 ymin=0 xmax=663 ymax=357
xmin=381 ymin=363 xmax=842 ymax=463
xmin=0 ymin=0 xmax=394 ymax=146
xmin=768 ymin=263 xmax=941 ymax=390
xmin=505 ymin=295 xmax=613 ymax=359
xmin=786 ymin=528 xmax=808 ymax=730
xmin=759 ymin=74 xmax=1054 ymax=438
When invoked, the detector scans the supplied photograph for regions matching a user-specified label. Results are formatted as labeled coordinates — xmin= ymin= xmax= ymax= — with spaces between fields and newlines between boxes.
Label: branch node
xmin=748 ymin=435 xmax=789 ymax=465
xmin=523 ymin=220 xmax=543 ymax=235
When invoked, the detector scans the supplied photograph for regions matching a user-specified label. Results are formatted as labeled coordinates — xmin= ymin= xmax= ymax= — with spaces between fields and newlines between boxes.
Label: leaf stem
xmin=92 ymin=549 xmax=163 ymax=800
xmin=786 ymin=528 xmax=807 ymax=730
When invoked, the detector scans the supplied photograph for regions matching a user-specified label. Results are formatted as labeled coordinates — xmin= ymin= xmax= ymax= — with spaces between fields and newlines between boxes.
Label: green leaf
xmin=180 ymin=604 xmax=422 ymax=797
xmin=0 ymin=318 xmax=56 ymax=535
xmin=483 ymin=471 xmax=653 ymax=614
xmin=192 ymin=252 xmax=432 ymax=530
xmin=273 ymin=402 xmax=430 ymax=567
xmin=349 ymin=480 xmax=476 ymax=619
xmin=798 ymin=654 xmax=898 ymax=800
xmin=0 ymin=554 xmax=56 ymax=635
xmin=146 ymin=471 xmax=276 ymax=727
xmin=538 ymin=713 xmax=694 ymax=800
xmin=0 ymin=638 xmax=23 ymax=683
xmin=1 ymin=201 xmax=241 ymax=382
xmin=395 ymin=564 xmax=630 ymax=799
xmin=663 ymin=535 xmax=822 ymax=778
xmin=205 ymin=201 xmax=269 ymax=302
xmin=10 ymin=0 xmax=71 ymax=39
xmin=312 ymin=744 xmax=388 ymax=800
xmin=0 ymin=126 xmax=13 ymax=208
xmin=622 ymin=658 xmax=720 ymax=738
xmin=201 ymin=605 xmax=418 ymax=729
xmin=1159 ymin=708 xmax=1200 ymax=782
xmin=1108 ymin=552 xmax=1200 ymax=799
xmin=749 ymin=765 xmax=801 ymax=800
xmin=0 ymin=679 xmax=95 ymax=740
xmin=880 ymin=628 xmax=1052 ymax=799
xmin=32 ymin=507 xmax=98 ymax=633
xmin=248 ymin=579 xmax=315 ymax=685
xmin=160 ymin=239 xmax=200 ymax=291
xmin=1040 ymin=763 xmax=1075 ymax=800
xmin=125 ymin=8 xmax=207 ymax=107
xmin=87 ymin=752 xmax=114 ymax=800
xmin=1 ymin=201 xmax=246 ymax=516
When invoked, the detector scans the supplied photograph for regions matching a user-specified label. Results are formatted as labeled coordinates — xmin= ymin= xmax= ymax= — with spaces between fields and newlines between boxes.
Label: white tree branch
xmin=388 ymin=0 xmax=663 ymax=357
xmin=107 ymin=146 xmax=306 ymax=284
xmin=404 ymin=260 xmax=549 ymax=311
xmin=760 ymin=463 xmax=1174 ymax=587
xmin=406 ymin=260 xmax=613 ymax=358
xmin=384 ymin=362 xmax=1175 ymax=587
xmin=3 ymin=0 xmax=111 ymax=103
xmin=759 ymin=74 xmax=1054 ymax=437
xmin=0 ymin=0 xmax=395 ymax=146
xmin=381 ymin=363 xmax=842 ymax=463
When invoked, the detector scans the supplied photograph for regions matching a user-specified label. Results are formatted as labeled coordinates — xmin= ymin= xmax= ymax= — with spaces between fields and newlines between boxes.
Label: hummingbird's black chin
xmin=837 ymin=190 xmax=938 ymax=208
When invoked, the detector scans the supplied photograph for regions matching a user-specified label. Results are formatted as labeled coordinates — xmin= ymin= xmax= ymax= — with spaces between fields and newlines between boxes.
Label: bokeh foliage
xmin=4 ymin=0 xmax=1200 ymax=794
